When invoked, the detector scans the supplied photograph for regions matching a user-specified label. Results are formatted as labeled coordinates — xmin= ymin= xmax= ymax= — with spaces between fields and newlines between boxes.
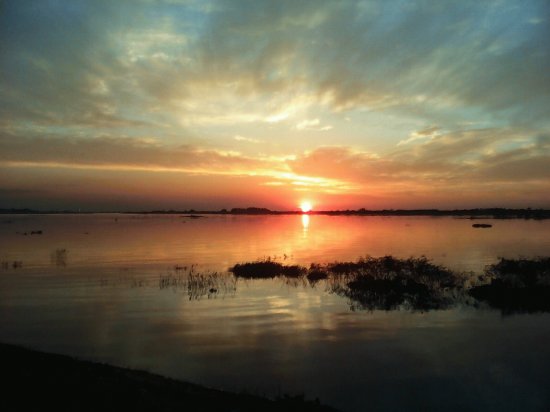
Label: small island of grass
xmin=230 ymin=256 xmax=550 ymax=314
xmin=469 ymin=257 xmax=550 ymax=313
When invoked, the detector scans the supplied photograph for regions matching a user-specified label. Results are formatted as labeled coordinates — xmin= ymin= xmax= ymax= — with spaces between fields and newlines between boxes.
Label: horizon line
xmin=2 ymin=206 xmax=550 ymax=216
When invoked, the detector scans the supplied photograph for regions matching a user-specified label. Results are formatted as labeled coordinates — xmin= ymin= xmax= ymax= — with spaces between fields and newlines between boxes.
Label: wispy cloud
xmin=288 ymin=128 xmax=550 ymax=198
xmin=1 ymin=0 xmax=549 ymax=208
xmin=0 ymin=134 xmax=271 ymax=175
xmin=234 ymin=135 xmax=260 ymax=143
xmin=398 ymin=126 xmax=441 ymax=146
xmin=4 ymin=0 xmax=548 ymax=132
xmin=296 ymin=118 xmax=332 ymax=131
xmin=0 ymin=133 xmax=351 ymax=194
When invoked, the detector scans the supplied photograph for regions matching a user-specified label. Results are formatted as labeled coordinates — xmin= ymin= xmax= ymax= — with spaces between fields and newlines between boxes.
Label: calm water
xmin=1 ymin=214 xmax=550 ymax=411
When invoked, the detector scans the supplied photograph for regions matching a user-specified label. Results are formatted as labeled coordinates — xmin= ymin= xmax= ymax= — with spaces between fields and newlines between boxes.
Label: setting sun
xmin=300 ymin=201 xmax=313 ymax=213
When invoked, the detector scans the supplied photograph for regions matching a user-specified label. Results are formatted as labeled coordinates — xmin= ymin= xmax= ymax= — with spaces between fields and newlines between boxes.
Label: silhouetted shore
xmin=2 ymin=207 xmax=550 ymax=219
xmin=1 ymin=343 xmax=338 ymax=412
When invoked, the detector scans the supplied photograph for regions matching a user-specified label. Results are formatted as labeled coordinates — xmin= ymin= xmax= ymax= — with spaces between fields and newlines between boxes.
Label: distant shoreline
xmin=2 ymin=207 xmax=550 ymax=219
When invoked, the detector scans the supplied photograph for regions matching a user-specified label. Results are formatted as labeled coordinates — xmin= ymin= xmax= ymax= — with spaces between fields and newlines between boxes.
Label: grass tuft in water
xmin=159 ymin=266 xmax=236 ymax=300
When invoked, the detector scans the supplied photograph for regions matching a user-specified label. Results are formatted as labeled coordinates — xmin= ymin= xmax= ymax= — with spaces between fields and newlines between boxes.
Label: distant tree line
xmin=2 ymin=207 xmax=550 ymax=219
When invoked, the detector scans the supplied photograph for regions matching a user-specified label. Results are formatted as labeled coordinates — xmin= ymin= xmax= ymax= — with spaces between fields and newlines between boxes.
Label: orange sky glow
xmin=1 ymin=1 xmax=549 ymax=211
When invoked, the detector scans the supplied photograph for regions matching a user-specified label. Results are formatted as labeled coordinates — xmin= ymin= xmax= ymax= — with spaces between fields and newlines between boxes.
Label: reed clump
xmin=469 ymin=257 xmax=550 ymax=313
xmin=229 ymin=256 xmax=464 ymax=311
xmin=306 ymin=264 xmax=329 ymax=284
xmin=323 ymin=256 xmax=463 ymax=311
xmin=159 ymin=266 xmax=236 ymax=300
xmin=1 ymin=260 xmax=23 ymax=269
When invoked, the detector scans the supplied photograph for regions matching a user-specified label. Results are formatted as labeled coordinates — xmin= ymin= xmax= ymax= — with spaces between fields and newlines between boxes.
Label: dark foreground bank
xmin=1 ymin=343 xmax=339 ymax=412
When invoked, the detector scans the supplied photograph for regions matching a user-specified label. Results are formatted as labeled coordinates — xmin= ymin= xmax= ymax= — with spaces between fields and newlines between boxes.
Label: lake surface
xmin=1 ymin=214 xmax=550 ymax=411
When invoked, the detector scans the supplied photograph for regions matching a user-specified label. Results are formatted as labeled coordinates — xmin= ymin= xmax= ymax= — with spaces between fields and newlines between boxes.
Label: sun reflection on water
xmin=301 ymin=214 xmax=310 ymax=234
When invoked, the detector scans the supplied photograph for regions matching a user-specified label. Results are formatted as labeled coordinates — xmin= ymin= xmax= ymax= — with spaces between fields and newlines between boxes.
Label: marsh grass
xmin=229 ymin=256 xmax=467 ymax=311
xmin=65 ymin=253 xmax=550 ymax=313
xmin=98 ymin=272 xmax=151 ymax=288
xmin=159 ymin=267 xmax=236 ymax=300
xmin=469 ymin=257 xmax=550 ymax=313
xmin=1 ymin=260 xmax=23 ymax=269
xmin=97 ymin=265 xmax=236 ymax=300
xmin=306 ymin=264 xmax=329 ymax=284
xmin=485 ymin=257 xmax=550 ymax=287
xmin=322 ymin=256 xmax=465 ymax=311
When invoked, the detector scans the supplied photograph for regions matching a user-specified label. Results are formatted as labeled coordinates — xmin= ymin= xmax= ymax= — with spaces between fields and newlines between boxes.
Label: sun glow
xmin=300 ymin=201 xmax=313 ymax=213
xmin=301 ymin=214 xmax=310 ymax=234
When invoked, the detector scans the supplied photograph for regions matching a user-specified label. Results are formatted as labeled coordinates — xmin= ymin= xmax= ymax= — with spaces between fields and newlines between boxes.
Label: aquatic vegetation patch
xmin=1 ymin=260 xmax=23 ymax=269
xmin=324 ymin=256 xmax=464 ymax=311
xmin=230 ymin=260 xmax=305 ymax=279
xmin=469 ymin=257 xmax=550 ymax=313
xmin=327 ymin=256 xmax=461 ymax=288
xmin=159 ymin=268 xmax=236 ymax=300
xmin=306 ymin=264 xmax=329 ymax=284
xmin=96 ymin=255 xmax=550 ymax=313
xmin=231 ymin=256 xmax=465 ymax=311
xmin=335 ymin=276 xmax=455 ymax=311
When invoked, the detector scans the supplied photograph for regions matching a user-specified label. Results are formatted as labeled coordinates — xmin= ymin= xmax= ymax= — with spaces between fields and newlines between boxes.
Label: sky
xmin=1 ymin=0 xmax=549 ymax=211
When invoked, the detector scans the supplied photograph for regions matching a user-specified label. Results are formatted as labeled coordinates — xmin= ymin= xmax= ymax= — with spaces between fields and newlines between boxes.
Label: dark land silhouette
xmin=1 ymin=343 xmax=339 ymax=412
xmin=2 ymin=207 xmax=550 ymax=219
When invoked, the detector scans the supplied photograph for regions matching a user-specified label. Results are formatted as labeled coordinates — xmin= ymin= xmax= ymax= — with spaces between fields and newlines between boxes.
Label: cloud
xmin=0 ymin=134 xmax=271 ymax=175
xmin=288 ymin=128 xmax=550 ymax=194
xmin=398 ymin=126 xmax=441 ymax=146
xmin=0 ymin=133 xmax=353 ymax=194
xmin=1 ymin=1 xmax=549 ymax=209
xmin=296 ymin=118 xmax=332 ymax=131
xmin=194 ymin=0 xmax=550 ymax=126
xmin=234 ymin=135 xmax=260 ymax=143
xmin=2 ymin=127 xmax=549 ymax=208
xmin=3 ymin=0 xmax=549 ymax=134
